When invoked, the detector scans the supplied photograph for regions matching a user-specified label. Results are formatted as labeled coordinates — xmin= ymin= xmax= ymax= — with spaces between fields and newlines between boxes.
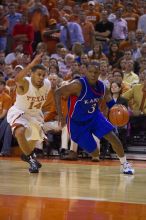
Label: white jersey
xmin=14 ymin=77 xmax=51 ymax=115
xmin=7 ymin=77 xmax=51 ymax=141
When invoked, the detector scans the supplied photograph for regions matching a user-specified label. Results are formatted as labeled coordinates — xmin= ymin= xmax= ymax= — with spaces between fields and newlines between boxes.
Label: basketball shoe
xmin=61 ymin=150 xmax=78 ymax=161
xmin=121 ymin=162 xmax=135 ymax=175
xmin=91 ymin=156 xmax=100 ymax=162
xmin=21 ymin=152 xmax=42 ymax=169
xmin=28 ymin=156 xmax=39 ymax=173
xmin=59 ymin=148 xmax=68 ymax=160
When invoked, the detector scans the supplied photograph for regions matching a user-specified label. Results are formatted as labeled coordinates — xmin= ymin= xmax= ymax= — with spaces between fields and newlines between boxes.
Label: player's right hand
xmin=31 ymin=53 xmax=44 ymax=66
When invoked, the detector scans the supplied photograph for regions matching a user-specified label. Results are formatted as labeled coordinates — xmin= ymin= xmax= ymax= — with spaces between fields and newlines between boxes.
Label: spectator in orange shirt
xmin=6 ymin=79 xmax=16 ymax=105
xmin=112 ymin=0 xmax=124 ymax=12
xmin=0 ymin=80 xmax=12 ymax=119
xmin=86 ymin=1 xmax=100 ymax=27
xmin=0 ymin=79 xmax=12 ymax=156
xmin=28 ymin=0 xmax=49 ymax=50
xmin=79 ymin=11 xmax=95 ymax=53
xmin=0 ymin=5 xmax=9 ymax=51
xmin=119 ymin=31 xmax=136 ymax=51
xmin=81 ymin=1 xmax=99 ymax=12
xmin=122 ymin=3 xmax=139 ymax=32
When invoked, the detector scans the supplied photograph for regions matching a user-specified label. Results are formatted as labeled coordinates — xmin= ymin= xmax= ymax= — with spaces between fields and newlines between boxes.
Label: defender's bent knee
xmin=14 ymin=126 xmax=26 ymax=139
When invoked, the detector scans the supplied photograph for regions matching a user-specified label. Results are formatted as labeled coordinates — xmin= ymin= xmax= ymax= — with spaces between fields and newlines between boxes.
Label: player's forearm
xmin=54 ymin=89 xmax=63 ymax=117
xmin=15 ymin=53 xmax=43 ymax=82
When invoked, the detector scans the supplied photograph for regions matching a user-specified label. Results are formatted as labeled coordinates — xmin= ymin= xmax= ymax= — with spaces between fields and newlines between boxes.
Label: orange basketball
xmin=109 ymin=105 xmax=129 ymax=127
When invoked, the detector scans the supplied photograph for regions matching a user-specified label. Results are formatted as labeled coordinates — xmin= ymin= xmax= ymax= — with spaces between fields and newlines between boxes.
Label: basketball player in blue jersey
xmin=55 ymin=62 xmax=134 ymax=174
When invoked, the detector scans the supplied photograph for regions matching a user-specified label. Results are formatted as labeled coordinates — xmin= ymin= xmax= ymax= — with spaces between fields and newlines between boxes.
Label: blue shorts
xmin=68 ymin=112 xmax=114 ymax=153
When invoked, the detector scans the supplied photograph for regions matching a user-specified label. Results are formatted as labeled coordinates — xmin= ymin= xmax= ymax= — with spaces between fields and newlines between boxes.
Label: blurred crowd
xmin=0 ymin=0 xmax=146 ymax=160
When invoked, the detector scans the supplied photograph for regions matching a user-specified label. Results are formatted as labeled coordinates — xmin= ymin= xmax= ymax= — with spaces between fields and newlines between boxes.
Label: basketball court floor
xmin=0 ymin=158 xmax=146 ymax=220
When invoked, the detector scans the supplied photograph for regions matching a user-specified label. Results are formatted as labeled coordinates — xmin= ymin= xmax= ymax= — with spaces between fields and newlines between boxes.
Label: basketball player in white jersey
xmin=7 ymin=53 xmax=51 ymax=173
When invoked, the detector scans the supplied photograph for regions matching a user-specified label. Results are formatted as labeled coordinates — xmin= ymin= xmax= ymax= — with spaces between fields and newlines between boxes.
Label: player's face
xmin=31 ymin=69 xmax=46 ymax=88
xmin=85 ymin=65 xmax=100 ymax=85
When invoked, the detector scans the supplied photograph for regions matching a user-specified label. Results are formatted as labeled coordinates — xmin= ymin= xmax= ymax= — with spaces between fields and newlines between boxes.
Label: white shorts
xmin=7 ymin=106 xmax=45 ymax=142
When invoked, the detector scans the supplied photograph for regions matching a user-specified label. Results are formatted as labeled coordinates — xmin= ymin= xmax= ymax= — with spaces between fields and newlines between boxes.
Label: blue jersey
xmin=67 ymin=76 xmax=114 ymax=153
xmin=67 ymin=76 xmax=105 ymax=123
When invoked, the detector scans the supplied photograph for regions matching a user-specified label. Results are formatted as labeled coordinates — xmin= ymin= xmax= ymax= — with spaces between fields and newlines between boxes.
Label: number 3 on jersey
xmin=28 ymin=102 xmax=42 ymax=109
xmin=88 ymin=103 xmax=96 ymax=113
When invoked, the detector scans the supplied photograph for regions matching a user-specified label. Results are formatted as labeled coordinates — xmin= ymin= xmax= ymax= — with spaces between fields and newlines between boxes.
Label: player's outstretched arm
xmin=55 ymin=80 xmax=81 ymax=127
xmin=15 ymin=53 xmax=43 ymax=84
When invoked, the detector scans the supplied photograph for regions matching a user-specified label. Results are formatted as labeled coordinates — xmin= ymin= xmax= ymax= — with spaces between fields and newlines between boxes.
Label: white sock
xmin=119 ymin=156 xmax=127 ymax=165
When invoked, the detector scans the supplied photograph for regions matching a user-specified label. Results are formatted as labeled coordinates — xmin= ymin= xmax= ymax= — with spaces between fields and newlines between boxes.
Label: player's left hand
xmin=58 ymin=115 xmax=66 ymax=127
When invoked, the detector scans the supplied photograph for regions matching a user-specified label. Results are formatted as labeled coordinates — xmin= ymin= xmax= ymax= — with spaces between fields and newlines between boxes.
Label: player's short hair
xmin=31 ymin=64 xmax=46 ymax=72
xmin=83 ymin=61 xmax=100 ymax=71
xmin=88 ymin=61 xmax=100 ymax=70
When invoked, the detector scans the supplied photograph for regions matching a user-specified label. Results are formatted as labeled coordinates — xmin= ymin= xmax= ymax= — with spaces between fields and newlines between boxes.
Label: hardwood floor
xmin=0 ymin=158 xmax=146 ymax=220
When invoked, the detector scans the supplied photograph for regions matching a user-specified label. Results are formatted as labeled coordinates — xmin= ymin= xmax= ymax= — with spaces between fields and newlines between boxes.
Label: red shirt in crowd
xmin=12 ymin=23 xmax=34 ymax=55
